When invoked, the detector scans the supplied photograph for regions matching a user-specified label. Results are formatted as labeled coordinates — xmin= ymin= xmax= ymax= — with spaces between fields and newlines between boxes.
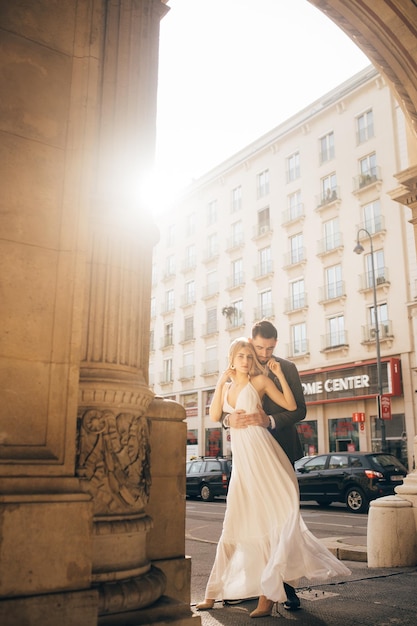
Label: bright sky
xmin=152 ymin=0 xmax=370 ymax=214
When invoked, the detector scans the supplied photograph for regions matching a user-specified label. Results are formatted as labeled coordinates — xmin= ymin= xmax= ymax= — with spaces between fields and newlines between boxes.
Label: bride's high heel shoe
xmin=250 ymin=595 xmax=276 ymax=618
xmin=196 ymin=599 xmax=215 ymax=610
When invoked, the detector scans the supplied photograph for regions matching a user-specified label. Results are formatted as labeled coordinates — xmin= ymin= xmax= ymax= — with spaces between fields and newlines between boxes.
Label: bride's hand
xmin=267 ymin=359 xmax=282 ymax=376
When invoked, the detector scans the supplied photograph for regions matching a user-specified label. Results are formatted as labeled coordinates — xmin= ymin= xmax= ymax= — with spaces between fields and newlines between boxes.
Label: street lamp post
xmin=354 ymin=228 xmax=387 ymax=453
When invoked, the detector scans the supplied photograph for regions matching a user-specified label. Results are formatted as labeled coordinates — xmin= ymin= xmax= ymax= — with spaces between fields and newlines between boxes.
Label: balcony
xmin=252 ymin=223 xmax=273 ymax=240
xmin=253 ymin=305 xmax=274 ymax=320
xmin=362 ymin=321 xmax=393 ymax=343
xmin=283 ymin=247 xmax=306 ymax=270
xmin=286 ymin=339 xmax=309 ymax=359
xmin=161 ymin=303 xmax=175 ymax=315
xmin=226 ymin=273 xmax=245 ymax=291
xmin=315 ymin=186 xmax=341 ymax=212
xmin=159 ymin=372 xmax=174 ymax=385
xmin=356 ymin=216 xmax=386 ymax=243
xmin=318 ymin=281 xmax=346 ymax=305
xmin=202 ymin=246 xmax=220 ymax=263
xmin=284 ymin=294 xmax=308 ymax=314
xmin=353 ymin=166 xmax=382 ymax=195
xmin=201 ymin=323 xmax=218 ymax=337
xmin=179 ymin=365 xmax=195 ymax=381
xmin=160 ymin=337 xmax=174 ymax=349
xmin=179 ymin=331 xmax=195 ymax=344
xmin=321 ymin=331 xmax=349 ymax=353
xmin=162 ymin=269 xmax=176 ymax=282
xmin=202 ymin=282 xmax=219 ymax=299
xmin=225 ymin=235 xmax=244 ymax=252
xmin=180 ymin=293 xmax=196 ymax=308
xmin=358 ymin=267 xmax=390 ymax=292
xmin=181 ymin=258 xmax=196 ymax=273
xmin=317 ymin=232 xmax=343 ymax=257
xmin=253 ymin=260 xmax=273 ymax=281
xmin=281 ymin=203 xmax=305 ymax=227
xmin=201 ymin=360 xmax=219 ymax=376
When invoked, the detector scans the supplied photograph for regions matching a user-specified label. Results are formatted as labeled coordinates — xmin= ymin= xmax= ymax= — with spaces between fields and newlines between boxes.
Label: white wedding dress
xmin=204 ymin=381 xmax=351 ymax=603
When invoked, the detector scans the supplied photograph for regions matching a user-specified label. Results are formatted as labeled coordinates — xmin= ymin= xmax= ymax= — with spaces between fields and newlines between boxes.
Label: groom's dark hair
xmin=251 ymin=320 xmax=278 ymax=340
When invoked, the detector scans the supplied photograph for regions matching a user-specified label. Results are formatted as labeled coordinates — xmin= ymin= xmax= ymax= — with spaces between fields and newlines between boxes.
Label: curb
xmin=322 ymin=537 xmax=368 ymax=563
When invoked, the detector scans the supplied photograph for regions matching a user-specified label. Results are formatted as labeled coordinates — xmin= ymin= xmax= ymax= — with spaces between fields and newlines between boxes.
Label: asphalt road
xmin=186 ymin=499 xmax=368 ymax=544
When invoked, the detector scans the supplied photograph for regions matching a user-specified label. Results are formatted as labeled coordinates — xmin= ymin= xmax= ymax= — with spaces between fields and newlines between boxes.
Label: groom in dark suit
xmin=224 ymin=319 xmax=306 ymax=610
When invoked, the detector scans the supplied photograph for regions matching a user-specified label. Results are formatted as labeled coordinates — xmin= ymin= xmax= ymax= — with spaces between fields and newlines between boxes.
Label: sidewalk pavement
xmin=188 ymin=535 xmax=417 ymax=625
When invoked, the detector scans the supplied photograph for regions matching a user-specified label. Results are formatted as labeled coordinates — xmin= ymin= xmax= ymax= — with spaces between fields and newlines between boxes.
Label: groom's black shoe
xmin=283 ymin=583 xmax=301 ymax=610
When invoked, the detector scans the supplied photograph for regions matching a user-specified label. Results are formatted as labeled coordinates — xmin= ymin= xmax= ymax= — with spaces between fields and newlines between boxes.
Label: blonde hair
xmin=228 ymin=337 xmax=265 ymax=376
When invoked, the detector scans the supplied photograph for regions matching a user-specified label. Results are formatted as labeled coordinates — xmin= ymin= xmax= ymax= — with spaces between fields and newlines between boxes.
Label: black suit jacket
xmin=262 ymin=356 xmax=306 ymax=464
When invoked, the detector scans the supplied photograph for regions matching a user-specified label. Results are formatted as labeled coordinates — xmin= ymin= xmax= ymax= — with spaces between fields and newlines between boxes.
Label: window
xmin=259 ymin=290 xmax=272 ymax=318
xmin=288 ymin=190 xmax=302 ymax=221
xmin=291 ymin=323 xmax=307 ymax=355
xmin=319 ymin=131 xmax=335 ymax=163
xmin=323 ymin=217 xmax=341 ymax=251
xmin=231 ymin=186 xmax=242 ymax=212
xmin=181 ymin=351 xmax=194 ymax=379
xmin=164 ymin=322 xmax=173 ymax=346
xmin=369 ymin=302 xmax=389 ymax=334
xmin=291 ymin=279 xmax=305 ymax=309
xmin=357 ymin=109 xmax=374 ymax=144
xmin=286 ymin=152 xmax=300 ymax=182
xmin=150 ymin=297 xmax=156 ymax=318
xmin=165 ymin=289 xmax=174 ymax=312
xmin=230 ymin=300 xmax=243 ymax=328
xmin=165 ymin=254 xmax=175 ymax=277
xmin=325 ymin=264 xmax=343 ymax=299
xmin=204 ymin=345 xmax=218 ymax=375
xmin=257 ymin=206 xmax=270 ymax=233
xmin=321 ymin=172 xmax=337 ymax=203
xmin=365 ymin=249 xmax=385 ymax=287
xmin=231 ymin=220 xmax=243 ymax=247
xmin=257 ymin=170 xmax=269 ymax=198
xmin=184 ymin=244 xmax=196 ymax=270
xmin=184 ymin=316 xmax=194 ymax=341
xmin=167 ymin=224 xmax=175 ymax=247
xmin=206 ymin=269 xmax=218 ymax=297
xmin=328 ymin=315 xmax=345 ymax=347
xmin=289 ymin=233 xmax=304 ymax=264
xmin=363 ymin=200 xmax=382 ymax=234
xmin=358 ymin=153 xmax=378 ymax=191
xmin=207 ymin=200 xmax=217 ymax=225
xmin=186 ymin=212 xmax=195 ymax=236
xmin=258 ymin=246 xmax=272 ymax=276
xmin=149 ymin=329 xmax=154 ymax=351
xmin=185 ymin=280 xmax=195 ymax=305
xmin=163 ymin=358 xmax=173 ymax=383
xmin=206 ymin=307 xmax=217 ymax=334
xmin=232 ymin=258 xmax=243 ymax=287
xmin=207 ymin=233 xmax=218 ymax=259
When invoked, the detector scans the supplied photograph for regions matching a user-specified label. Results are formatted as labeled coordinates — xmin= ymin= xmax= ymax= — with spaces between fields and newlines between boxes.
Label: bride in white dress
xmin=196 ymin=338 xmax=351 ymax=618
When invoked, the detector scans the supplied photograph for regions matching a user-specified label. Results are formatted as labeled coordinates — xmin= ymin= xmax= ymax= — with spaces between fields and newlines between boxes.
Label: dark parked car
xmin=296 ymin=452 xmax=407 ymax=513
xmin=186 ymin=456 xmax=232 ymax=501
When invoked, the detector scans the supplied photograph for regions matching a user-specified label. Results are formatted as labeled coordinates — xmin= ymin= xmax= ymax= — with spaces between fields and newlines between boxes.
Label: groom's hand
xmin=244 ymin=405 xmax=270 ymax=428
xmin=229 ymin=409 xmax=248 ymax=428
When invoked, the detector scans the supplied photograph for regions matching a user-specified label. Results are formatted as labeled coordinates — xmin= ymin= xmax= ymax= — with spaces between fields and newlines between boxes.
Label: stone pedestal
xmin=367 ymin=435 xmax=417 ymax=568
xmin=367 ymin=496 xmax=417 ymax=567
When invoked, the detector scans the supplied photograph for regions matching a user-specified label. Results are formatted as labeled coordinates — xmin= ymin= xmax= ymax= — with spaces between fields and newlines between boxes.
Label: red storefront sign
xmin=380 ymin=394 xmax=392 ymax=420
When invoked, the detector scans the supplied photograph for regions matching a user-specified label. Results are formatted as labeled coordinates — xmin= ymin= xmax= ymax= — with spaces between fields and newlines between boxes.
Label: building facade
xmin=150 ymin=65 xmax=417 ymax=470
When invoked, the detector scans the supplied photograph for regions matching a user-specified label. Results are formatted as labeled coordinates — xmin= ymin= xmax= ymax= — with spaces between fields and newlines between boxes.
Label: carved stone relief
xmin=76 ymin=409 xmax=151 ymax=515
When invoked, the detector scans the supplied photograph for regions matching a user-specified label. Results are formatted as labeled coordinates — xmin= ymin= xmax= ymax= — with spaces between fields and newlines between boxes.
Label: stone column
xmin=1 ymin=0 xmax=197 ymax=624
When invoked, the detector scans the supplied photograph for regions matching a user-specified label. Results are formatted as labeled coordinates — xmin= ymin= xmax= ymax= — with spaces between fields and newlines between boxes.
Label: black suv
xmin=296 ymin=452 xmax=407 ymax=513
xmin=186 ymin=457 xmax=232 ymax=501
